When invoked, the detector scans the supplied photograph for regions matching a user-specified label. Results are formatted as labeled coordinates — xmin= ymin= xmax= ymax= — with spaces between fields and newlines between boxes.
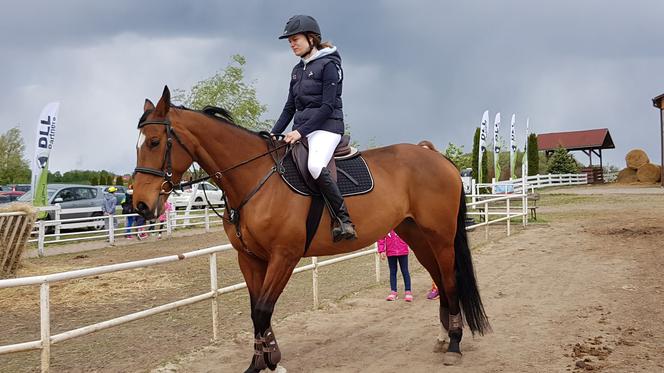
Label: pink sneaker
xmin=427 ymin=288 xmax=440 ymax=300
xmin=385 ymin=291 xmax=398 ymax=301
xmin=404 ymin=291 xmax=413 ymax=302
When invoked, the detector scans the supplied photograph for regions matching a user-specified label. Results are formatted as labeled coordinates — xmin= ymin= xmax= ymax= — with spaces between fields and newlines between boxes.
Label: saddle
xmin=282 ymin=134 xmax=372 ymax=196
xmin=278 ymin=134 xmax=373 ymax=254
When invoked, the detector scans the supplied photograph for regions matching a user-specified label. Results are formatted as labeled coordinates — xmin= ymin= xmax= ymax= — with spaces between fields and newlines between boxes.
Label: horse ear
xmin=144 ymin=99 xmax=155 ymax=112
xmin=154 ymin=85 xmax=171 ymax=116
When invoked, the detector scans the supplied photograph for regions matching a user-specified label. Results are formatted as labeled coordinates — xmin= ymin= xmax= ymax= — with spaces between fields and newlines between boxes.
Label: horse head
xmin=132 ymin=86 xmax=196 ymax=219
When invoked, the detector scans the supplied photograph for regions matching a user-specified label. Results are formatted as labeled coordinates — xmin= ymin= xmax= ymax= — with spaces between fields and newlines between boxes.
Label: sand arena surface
xmin=1 ymin=185 xmax=663 ymax=372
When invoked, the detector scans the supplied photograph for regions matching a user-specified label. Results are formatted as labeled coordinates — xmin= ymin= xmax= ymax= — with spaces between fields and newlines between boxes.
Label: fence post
xmin=108 ymin=215 xmax=115 ymax=246
xmin=484 ymin=201 xmax=489 ymax=240
xmin=312 ymin=257 xmax=319 ymax=309
xmin=38 ymin=220 xmax=45 ymax=257
xmin=40 ymin=282 xmax=51 ymax=373
xmin=205 ymin=206 xmax=210 ymax=233
xmin=209 ymin=253 xmax=219 ymax=341
xmin=54 ymin=205 xmax=61 ymax=241
xmin=471 ymin=179 xmax=476 ymax=206
xmin=374 ymin=243 xmax=380 ymax=283
xmin=522 ymin=172 xmax=527 ymax=227
xmin=506 ymin=198 xmax=511 ymax=236
xmin=166 ymin=212 xmax=172 ymax=238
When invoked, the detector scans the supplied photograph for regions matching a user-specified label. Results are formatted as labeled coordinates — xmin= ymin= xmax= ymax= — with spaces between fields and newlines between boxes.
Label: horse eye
xmin=149 ymin=138 xmax=160 ymax=147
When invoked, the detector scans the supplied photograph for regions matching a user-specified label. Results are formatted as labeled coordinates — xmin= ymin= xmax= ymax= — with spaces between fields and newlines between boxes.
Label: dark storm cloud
xmin=1 ymin=1 xmax=663 ymax=173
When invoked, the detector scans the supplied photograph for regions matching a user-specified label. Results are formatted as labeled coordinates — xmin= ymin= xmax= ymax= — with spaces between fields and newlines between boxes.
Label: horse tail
xmin=417 ymin=140 xmax=438 ymax=152
xmin=418 ymin=140 xmax=460 ymax=167
xmin=454 ymin=187 xmax=491 ymax=335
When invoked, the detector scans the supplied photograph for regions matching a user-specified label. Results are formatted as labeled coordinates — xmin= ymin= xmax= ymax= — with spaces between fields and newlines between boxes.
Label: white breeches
xmin=307 ymin=130 xmax=341 ymax=179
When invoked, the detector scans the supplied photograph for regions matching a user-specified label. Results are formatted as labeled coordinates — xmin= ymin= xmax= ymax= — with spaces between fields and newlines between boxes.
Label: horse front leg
xmin=237 ymin=251 xmax=268 ymax=373
xmin=253 ymin=253 xmax=299 ymax=371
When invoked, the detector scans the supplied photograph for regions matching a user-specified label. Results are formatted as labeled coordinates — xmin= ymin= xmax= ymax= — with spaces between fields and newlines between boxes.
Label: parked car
xmin=168 ymin=182 xmax=224 ymax=209
xmin=4 ymin=184 xmax=31 ymax=192
xmin=17 ymin=184 xmax=107 ymax=220
xmin=0 ymin=191 xmax=26 ymax=204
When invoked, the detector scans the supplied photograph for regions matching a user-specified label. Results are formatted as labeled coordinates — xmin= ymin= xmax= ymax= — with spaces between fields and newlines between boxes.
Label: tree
xmin=439 ymin=143 xmax=472 ymax=172
xmin=527 ymin=133 xmax=539 ymax=176
xmin=90 ymin=176 xmax=98 ymax=186
xmin=115 ymin=176 xmax=124 ymax=186
xmin=174 ymin=54 xmax=270 ymax=131
xmin=547 ymin=146 xmax=580 ymax=174
xmin=0 ymin=127 xmax=31 ymax=184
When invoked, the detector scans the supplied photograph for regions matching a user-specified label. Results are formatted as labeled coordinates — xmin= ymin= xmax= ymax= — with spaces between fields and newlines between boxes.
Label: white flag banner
xmin=493 ymin=112 xmax=501 ymax=181
xmin=510 ymin=114 xmax=516 ymax=179
xmin=524 ymin=117 xmax=530 ymax=177
xmin=478 ymin=110 xmax=488 ymax=183
xmin=32 ymin=102 xmax=60 ymax=209
xmin=479 ymin=110 xmax=488 ymax=153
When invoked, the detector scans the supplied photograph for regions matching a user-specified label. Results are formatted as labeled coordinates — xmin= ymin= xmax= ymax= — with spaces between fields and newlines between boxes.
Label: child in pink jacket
xmin=377 ymin=230 xmax=412 ymax=302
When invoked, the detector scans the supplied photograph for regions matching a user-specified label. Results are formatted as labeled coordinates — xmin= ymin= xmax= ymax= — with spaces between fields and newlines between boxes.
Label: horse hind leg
xmin=393 ymin=219 xmax=449 ymax=353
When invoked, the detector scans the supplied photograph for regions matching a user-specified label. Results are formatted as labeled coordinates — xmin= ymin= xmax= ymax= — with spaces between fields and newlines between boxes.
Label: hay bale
xmin=625 ymin=149 xmax=649 ymax=169
xmin=616 ymin=167 xmax=638 ymax=184
xmin=0 ymin=203 xmax=37 ymax=278
xmin=637 ymin=163 xmax=662 ymax=183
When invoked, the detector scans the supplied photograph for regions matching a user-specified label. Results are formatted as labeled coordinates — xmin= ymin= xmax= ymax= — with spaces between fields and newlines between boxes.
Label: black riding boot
xmin=316 ymin=167 xmax=357 ymax=242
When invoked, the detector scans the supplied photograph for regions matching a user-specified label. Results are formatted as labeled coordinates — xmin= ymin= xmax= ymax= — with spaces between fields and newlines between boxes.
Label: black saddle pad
xmin=280 ymin=153 xmax=374 ymax=197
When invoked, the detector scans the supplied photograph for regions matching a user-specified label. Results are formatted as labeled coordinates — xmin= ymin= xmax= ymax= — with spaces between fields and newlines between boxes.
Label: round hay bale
xmin=0 ymin=203 xmax=37 ymax=278
xmin=616 ymin=167 xmax=638 ymax=184
xmin=636 ymin=163 xmax=662 ymax=183
xmin=625 ymin=149 xmax=649 ymax=169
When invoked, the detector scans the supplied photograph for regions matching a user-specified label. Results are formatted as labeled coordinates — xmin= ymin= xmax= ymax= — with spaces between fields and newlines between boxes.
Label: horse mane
xmin=173 ymin=105 xmax=263 ymax=138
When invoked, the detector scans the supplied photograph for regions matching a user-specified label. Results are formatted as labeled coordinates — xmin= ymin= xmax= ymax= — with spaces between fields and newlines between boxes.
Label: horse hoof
xmin=443 ymin=351 xmax=462 ymax=366
xmin=433 ymin=338 xmax=448 ymax=353
xmin=259 ymin=364 xmax=287 ymax=373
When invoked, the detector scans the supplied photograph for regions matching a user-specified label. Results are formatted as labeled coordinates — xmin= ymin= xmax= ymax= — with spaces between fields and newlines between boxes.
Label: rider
xmin=271 ymin=15 xmax=357 ymax=242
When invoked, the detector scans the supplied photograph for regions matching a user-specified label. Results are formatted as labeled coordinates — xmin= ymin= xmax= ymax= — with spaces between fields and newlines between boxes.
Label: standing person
xmin=378 ymin=230 xmax=413 ymax=302
xmin=156 ymin=199 xmax=173 ymax=239
xmin=271 ymin=15 xmax=356 ymax=242
xmin=121 ymin=186 xmax=135 ymax=238
xmin=102 ymin=186 xmax=118 ymax=236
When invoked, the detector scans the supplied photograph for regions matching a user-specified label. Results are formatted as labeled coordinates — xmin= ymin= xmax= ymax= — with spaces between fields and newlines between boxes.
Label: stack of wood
xmin=617 ymin=149 xmax=662 ymax=184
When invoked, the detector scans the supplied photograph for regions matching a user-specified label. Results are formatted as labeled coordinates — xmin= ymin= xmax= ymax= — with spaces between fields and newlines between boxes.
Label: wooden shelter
xmin=651 ymin=94 xmax=664 ymax=187
xmin=537 ymin=128 xmax=615 ymax=183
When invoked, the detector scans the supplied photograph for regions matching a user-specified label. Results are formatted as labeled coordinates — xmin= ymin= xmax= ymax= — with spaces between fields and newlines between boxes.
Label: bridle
xmin=133 ymin=110 xmax=292 ymax=253
xmin=133 ymin=114 xmax=196 ymax=195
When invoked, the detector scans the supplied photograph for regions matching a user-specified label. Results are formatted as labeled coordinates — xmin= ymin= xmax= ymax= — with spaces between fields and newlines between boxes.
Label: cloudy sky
xmin=2 ymin=1 xmax=663 ymax=175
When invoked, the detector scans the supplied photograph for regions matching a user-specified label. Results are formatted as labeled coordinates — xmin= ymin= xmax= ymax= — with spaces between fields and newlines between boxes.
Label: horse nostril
xmin=137 ymin=201 xmax=149 ymax=213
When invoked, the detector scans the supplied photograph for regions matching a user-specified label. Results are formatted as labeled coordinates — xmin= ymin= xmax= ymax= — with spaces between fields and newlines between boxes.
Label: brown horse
xmin=132 ymin=86 xmax=490 ymax=372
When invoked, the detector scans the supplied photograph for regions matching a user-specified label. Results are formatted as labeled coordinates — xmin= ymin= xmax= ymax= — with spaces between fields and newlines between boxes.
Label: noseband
xmin=133 ymin=115 xmax=196 ymax=195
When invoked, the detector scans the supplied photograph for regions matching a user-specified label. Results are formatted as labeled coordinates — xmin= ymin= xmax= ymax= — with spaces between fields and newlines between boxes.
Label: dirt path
xmin=156 ymin=189 xmax=664 ymax=373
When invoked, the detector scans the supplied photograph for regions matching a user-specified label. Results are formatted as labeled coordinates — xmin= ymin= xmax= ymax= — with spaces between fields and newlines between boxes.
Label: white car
xmin=168 ymin=182 xmax=225 ymax=209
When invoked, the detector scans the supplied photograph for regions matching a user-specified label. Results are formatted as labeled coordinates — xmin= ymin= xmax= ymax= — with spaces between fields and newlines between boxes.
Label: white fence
xmin=27 ymin=203 xmax=225 ymax=257
xmin=473 ymin=173 xmax=588 ymax=195
xmin=0 ymin=188 xmax=528 ymax=372
xmin=0 ymin=173 xmax=585 ymax=372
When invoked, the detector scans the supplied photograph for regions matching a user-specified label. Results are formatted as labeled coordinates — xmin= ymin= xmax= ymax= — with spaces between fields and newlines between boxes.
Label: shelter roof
xmin=537 ymin=128 xmax=615 ymax=151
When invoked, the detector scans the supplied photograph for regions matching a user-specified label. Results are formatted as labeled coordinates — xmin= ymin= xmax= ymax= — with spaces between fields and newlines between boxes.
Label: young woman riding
xmin=271 ymin=15 xmax=357 ymax=242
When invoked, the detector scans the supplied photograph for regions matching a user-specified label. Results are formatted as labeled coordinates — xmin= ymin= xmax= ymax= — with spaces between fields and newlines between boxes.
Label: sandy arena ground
xmin=1 ymin=185 xmax=663 ymax=372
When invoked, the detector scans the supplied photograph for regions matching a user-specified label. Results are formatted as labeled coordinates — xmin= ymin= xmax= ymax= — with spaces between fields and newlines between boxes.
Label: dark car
xmin=103 ymin=186 xmax=127 ymax=205
xmin=5 ymin=184 xmax=31 ymax=192
xmin=0 ymin=191 xmax=26 ymax=204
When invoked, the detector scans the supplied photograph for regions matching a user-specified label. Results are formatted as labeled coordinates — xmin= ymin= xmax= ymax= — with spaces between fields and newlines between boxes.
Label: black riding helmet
xmin=279 ymin=15 xmax=321 ymax=39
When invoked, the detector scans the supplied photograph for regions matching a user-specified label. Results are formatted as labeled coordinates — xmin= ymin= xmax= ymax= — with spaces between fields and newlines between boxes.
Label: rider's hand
xmin=283 ymin=130 xmax=302 ymax=144
xmin=379 ymin=252 xmax=386 ymax=260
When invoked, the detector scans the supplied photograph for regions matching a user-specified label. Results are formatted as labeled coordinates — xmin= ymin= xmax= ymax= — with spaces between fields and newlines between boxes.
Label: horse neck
xmin=182 ymin=112 xmax=274 ymax=206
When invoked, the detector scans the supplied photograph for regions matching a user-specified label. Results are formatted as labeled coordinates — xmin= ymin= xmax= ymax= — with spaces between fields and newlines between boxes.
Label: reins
xmin=133 ymin=111 xmax=291 ymax=255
